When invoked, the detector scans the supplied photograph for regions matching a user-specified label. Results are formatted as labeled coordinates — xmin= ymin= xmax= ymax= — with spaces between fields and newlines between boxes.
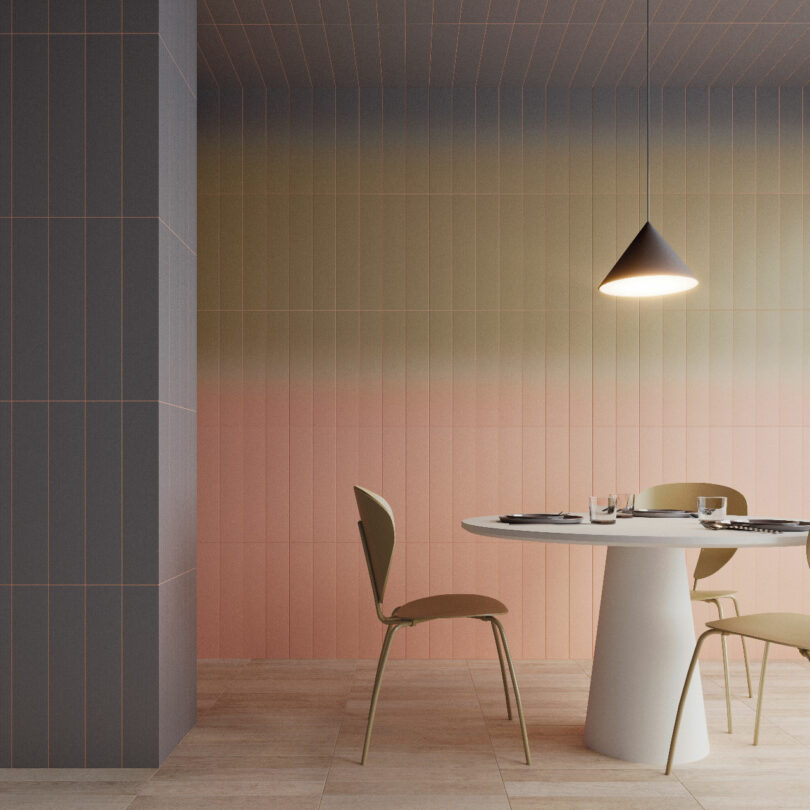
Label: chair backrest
xmin=354 ymin=485 xmax=396 ymax=607
xmin=636 ymin=482 xmax=748 ymax=584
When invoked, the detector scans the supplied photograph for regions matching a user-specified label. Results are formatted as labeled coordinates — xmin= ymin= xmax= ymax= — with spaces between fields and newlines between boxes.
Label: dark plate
xmin=739 ymin=519 xmax=810 ymax=533
xmin=632 ymin=509 xmax=696 ymax=518
xmin=499 ymin=513 xmax=583 ymax=525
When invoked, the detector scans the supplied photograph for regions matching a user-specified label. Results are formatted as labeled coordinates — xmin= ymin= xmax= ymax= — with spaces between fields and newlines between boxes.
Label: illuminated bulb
xmin=599 ymin=274 xmax=699 ymax=297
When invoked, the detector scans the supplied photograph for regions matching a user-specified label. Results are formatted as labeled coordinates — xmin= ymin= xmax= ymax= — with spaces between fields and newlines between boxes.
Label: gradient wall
xmin=0 ymin=0 xmax=197 ymax=766
xmin=198 ymin=86 xmax=810 ymax=662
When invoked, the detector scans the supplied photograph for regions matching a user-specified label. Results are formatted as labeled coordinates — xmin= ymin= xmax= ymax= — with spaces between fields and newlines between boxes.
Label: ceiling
xmin=197 ymin=0 xmax=810 ymax=88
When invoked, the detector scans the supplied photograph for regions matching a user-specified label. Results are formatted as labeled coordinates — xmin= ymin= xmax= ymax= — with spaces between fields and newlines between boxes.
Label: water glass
xmin=616 ymin=493 xmax=635 ymax=517
xmin=589 ymin=495 xmax=617 ymax=524
xmin=697 ymin=496 xmax=727 ymax=522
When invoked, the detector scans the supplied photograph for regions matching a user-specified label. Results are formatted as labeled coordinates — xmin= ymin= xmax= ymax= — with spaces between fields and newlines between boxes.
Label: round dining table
xmin=461 ymin=514 xmax=807 ymax=766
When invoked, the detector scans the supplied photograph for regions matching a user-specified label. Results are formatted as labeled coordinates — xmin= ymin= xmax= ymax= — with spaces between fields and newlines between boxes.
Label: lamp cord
xmin=646 ymin=0 xmax=650 ymax=223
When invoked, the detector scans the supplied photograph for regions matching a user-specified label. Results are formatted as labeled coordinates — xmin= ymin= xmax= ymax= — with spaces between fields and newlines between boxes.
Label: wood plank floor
xmin=1 ymin=658 xmax=809 ymax=808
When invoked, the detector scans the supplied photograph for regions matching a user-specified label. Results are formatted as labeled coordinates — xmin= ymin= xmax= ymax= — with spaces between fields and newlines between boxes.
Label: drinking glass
xmin=697 ymin=496 xmax=727 ymax=522
xmin=589 ymin=495 xmax=617 ymax=524
xmin=616 ymin=493 xmax=635 ymax=517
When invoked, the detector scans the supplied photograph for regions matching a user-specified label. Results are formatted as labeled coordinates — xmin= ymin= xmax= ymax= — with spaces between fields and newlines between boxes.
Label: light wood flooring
xmin=2 ymin=658 xmax=810 ymax=808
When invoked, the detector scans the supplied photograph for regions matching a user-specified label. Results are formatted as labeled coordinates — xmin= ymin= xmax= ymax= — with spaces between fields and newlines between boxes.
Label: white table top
xmin=461 ymin=515 xmax=809 ymax=549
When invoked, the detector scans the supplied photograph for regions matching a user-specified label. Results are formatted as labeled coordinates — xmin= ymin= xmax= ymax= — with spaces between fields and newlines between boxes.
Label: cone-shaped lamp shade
xmin=598 ymin=222 xmax=698 ymax=297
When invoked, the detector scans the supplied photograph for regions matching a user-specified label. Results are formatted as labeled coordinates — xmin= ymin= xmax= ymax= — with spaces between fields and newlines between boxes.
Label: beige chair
xmin=354 ymin=485 xmax=531 ymax=765
xmin=637 ymin=483 xmax=753 ymax=733
xmin=667 ymin=532 xmax=810 ymax=774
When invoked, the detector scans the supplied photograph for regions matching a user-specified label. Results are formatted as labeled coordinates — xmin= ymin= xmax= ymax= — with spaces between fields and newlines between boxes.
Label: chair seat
xmin=691 ymin=589 xmax=737 ymax=602
xmin=708 ymin=612 xmax=810 ymax=650
xmin=393 ymin=593 xmax=507 ymax=621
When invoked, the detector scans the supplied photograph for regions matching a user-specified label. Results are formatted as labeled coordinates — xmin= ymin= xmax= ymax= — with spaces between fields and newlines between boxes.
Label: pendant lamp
xmin=598 ymin=0 xmax=698 ymax=298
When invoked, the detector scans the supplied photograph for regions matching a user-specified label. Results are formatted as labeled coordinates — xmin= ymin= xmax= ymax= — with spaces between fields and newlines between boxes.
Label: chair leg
xmin=362 ymin=622 xmax=404 ymax=765
xmin=710 ymin=600 xmax=733 ymax=734
xmin=489 ymin=618 xmax=512 ymax=720
xmin=729 ymin=596 xmax=753 ymax=698
xmin=490 ymin=617 xmax=531 ymax=766
xmin=666 ymin=628 xmax=718 ymax=775
xmin=753 ymin=641 xmax=770 ymax=746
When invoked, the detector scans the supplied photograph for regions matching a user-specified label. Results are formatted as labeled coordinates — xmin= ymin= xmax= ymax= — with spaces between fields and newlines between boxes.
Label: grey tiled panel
xmin=123 ymin=404 xmax=159 ymax=585
xmin=86 ymin=586 xmax=122 ymax=767
xmin=49 ymin=404 xmax=85 ymax=585
xmin=123 ymin=585 xmax=159 ymax=766
xmin=49 ymin=219 xmax=85 ymax=401
xmin=12 ymin=586 xmax=48 ymax=767
xmin=12 ymin=219 xmax=48 ymax=400
xmin=85 ymin=218 xmax=122 ymax=400
xmin=85 ymin=403 xmax=122 ymax=584
xmin=12 ymin=35 xmax=47 ymax=216
xmin=49 ymin=586 xmax=85 ymax=767
xmin=12 ymin=404 xmax=48 ymax=585
xmin=86 ymin=35 xmax=122 ymax=216
xmin=123 ymin=36 xmax=159 ymax=217
xmin=49 ymin=36 xmax=85 ymax=217
xmin=123 ymin=218 xmax=159 ymax=401
xmin=158 ymin=404 xmax=196 ymax=582
xmin=0 ymin=587 xmax=9 ymax=766
xmin=158 ymin=570 xmax=196 ymax=763
xmin=0 ymin=405 xmax=9 ymax=584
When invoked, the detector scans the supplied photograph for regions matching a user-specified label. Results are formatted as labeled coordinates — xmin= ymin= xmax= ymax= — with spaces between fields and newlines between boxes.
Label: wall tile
xmin=123 ymin=585 xmax=158 ymax=766
xmin=49 ymin=404 xmax=85 ymax=584
xmin=12 ymin=220 xmax=48 ymax=400
xmin=49 ymin=586 xmax=85 ymax=766
xmin=86 ymin=35 xmax=122 ymax=215
xmin=49 ymin=36 xmax=85 ymax=216
xmin=86 ymin=219 xmax=122 ymax=400
xmin=12 ymin=587 xmax=48 ymax=766
xmin=12 ymin=35 xmax=47 ymax=216
xmin=86 ymin=586 xmax=122 ymax=766
xmin=12 ymin=404 xmax=48 ymax=584
xmin=49 ymin=220 xmax=85 ymax=400
xmin=85 ymin=403 xmax=122 ymax=583
xmin=0 ymin=587 xmax=9 ymax=765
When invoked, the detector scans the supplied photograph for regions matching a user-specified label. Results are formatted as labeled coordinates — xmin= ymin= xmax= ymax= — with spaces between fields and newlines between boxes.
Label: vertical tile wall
xmin=198 ymin=85 xmax=810 ymax=662
xmin=0 ymin=0 xmax=197 ymax=766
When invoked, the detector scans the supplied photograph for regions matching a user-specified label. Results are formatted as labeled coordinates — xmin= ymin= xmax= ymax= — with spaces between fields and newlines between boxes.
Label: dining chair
xmin=354 ymin=485 xmax=531 ymax=765
xmin=666 ymin=532 xmax=810 ymax=774
xmin=636 ymin=482 xmax=753 ymax=734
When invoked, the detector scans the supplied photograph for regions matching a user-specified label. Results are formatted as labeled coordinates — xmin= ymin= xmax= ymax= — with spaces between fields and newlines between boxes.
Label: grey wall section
xmin=0 ymin=0 xmax=196 ymax=767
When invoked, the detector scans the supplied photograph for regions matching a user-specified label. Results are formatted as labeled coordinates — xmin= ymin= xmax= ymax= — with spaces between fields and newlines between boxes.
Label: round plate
xmin=743 ymin=520 xmax=810 ymax=532
xmin=499 ymin=513 xmax=583 ymax=525
xmin=632 ymin=509 xmax=696 ymax=518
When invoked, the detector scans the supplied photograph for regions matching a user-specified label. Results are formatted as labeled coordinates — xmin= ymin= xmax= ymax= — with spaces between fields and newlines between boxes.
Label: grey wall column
xmin=0 ymin=0 xmax=196 ymax=767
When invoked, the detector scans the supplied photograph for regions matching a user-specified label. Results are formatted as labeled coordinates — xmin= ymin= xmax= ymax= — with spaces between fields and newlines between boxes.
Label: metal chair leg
xmin=362 ymin=622 xmax=404 ymax=765
xmin=753 ymin=641 xmax=770 ymax=746
xmin=489 ymin=618 xmax=512 ymax=720
xmin=710 ymin=600 xmax=732 ymax=733
xmin=490 ymin=617 xmax=531 ymax=765
xmin=666 ymin=628 xmax=719 ymax=775
xmin=729 ymin=596 xmax=753 ymax=698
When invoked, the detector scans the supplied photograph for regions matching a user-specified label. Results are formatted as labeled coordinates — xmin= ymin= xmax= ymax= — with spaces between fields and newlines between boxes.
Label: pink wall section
xmin=198 ymin=86 xmax=810 ymax=661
